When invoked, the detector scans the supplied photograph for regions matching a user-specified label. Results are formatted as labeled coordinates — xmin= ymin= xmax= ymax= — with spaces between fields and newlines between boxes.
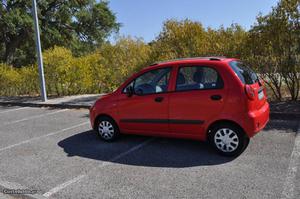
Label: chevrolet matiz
xmin=90 ymin=57 xmax=270 ymax=156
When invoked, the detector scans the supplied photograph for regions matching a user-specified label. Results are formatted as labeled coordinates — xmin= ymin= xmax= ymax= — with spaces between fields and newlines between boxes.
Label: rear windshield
xmin=229 ymin=61 xmax=258 ymax=85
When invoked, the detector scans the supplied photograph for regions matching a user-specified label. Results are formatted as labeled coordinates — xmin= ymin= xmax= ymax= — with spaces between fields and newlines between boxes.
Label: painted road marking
xmin=42 ymin=175 xmax=85 ymax=198
xmin=281 ymin=123 xmax=300 ymax=199
xmin=0 ymin=109 xmax=68 ymax=127
xmin=0 ymin=122 xmax=89 ymax=152
xmin=43 ymin=137 xmax=155 ymax=197
xmin=0 ymin=107 xmax=30 ymax=114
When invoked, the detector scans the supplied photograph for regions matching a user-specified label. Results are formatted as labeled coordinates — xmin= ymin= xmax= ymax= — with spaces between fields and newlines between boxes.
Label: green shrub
xmin=0 ymin=63 xmax=21 ymax=96
xmin=19 ymin=66 xmax=39 ymax=95
xmin=0 ymin=63 xmax=38 ymax=96
xmin=0 ymin=18 xmax=298 ymax=101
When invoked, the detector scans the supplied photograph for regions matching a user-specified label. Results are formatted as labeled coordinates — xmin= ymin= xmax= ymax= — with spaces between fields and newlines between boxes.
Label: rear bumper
xmin=245 ymin=102 xmax=270 ymax=137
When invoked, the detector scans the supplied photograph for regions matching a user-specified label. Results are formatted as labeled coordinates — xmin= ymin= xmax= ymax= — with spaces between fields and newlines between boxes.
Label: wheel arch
xmin=93 ymin=114 xmax=117 ymax=130
xmin=206 ymin=119 xmax=248 ymax=140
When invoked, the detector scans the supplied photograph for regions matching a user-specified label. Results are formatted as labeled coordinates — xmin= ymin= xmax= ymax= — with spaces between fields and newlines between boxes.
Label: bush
xmin=0 ymin=38 xmax=152 ymax=97
xmin=43 ymin=47 xmax=73 ymax=96
xmin=99 ymin=37 xmax=152 ymax=90
xmin=0 ymin=63 xmax=22 ymax=96
xmin=0 ymin=17 xmax=299 ymax=101
xmin=0 ymin=63 xmax=38 ymax=96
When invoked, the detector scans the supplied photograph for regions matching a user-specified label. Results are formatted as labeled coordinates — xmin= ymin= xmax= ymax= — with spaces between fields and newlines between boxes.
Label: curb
xmin=0 ymin=102 xmax=90 ymax=110
xmin=0 ymin=101 xmax=299 ymax=120
xmin=269 ymin=112 xmax=300 ymax=121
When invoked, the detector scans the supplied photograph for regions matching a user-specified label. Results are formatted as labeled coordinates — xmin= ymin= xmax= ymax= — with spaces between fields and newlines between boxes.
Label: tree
xmin=149 ymin=19 xmax=248 ymax=63
xmin=0 ymin=0 xmax=120 ymax=66
xmin=99 ymin=36 xmax=152 ymax=90
xmin=150 ymin=19 xmax=207 ymax=61
xmin=246 ymin=0 xmax=300 ymax=100
xmin=206 ymin=24 xmax=248 ymax=58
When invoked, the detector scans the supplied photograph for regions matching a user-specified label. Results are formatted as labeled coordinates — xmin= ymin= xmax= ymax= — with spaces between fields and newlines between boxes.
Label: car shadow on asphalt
xmin=58 ymin=130 xmax=235 ymax=168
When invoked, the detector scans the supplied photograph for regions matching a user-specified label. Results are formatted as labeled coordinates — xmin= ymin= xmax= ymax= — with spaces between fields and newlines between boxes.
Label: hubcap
xmin=214 ymin=128 xmax=239 ymax=152
xmin=98 ymin=121 xmax=114 ymax=140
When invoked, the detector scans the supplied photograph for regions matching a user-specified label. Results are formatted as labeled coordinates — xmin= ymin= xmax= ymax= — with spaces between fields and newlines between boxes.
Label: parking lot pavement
xmin=296 ymin=165 xmax=300 ymax=199
xmin=0 ymin=105 xmax=299 ymax=199
xmin=0 ymin=192 xmax=14 ymax=199
xmin=0 ymin=106 xmax=29 ymax=113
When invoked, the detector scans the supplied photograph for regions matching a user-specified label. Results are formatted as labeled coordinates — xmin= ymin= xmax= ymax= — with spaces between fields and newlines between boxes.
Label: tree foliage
xmin=150 ymin=19 xmax=248 ymax=62
xmin=0 ymin=0 xmax=119 ymax=66
xmin=0 ymin=0 xmax=299 ymax=101
xmin=246 ymin=0 xmax=300 ymax=100
xmin=99 ymin=36 xmax=152 ymax=88
xmin=0 ymin=37 xmax=152 ymax=96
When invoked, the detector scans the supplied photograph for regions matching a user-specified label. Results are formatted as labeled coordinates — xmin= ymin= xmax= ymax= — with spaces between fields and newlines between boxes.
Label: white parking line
xmin=42 ymin=137 xmax=155 ymax=198
xmin=0 ymin=122 xmax=89 ymax=152
xmin=281 ymin=124 xmax=300 ymax=199
xmin=0 ymin=109 xmax=68 ymax=127
xmin=0 ymin=107 xmax=30 ymax=114
xmin=42 ymin=175 xmax=85 ymax=198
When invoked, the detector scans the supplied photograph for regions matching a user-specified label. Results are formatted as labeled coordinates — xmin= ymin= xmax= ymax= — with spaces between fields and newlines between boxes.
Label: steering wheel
xmin=135 ymin=84 xmax=155 ymax=95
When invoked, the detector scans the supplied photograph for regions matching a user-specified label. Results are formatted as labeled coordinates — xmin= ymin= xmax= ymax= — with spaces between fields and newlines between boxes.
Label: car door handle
xmin=211 ymin=95 xmax=222 ymax=101
xmin=154 ymin=96 xmax=164 ymax=102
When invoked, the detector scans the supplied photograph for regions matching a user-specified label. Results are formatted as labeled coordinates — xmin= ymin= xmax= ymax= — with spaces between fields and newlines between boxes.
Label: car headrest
xmin=193 ymin=71 xmax=203 ymax=83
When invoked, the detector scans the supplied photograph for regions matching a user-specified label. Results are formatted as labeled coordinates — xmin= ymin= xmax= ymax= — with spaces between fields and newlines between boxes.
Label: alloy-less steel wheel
xmin=96 ymin=116 xmax=119 ymax=141
xmin=209 ymin=123 xmax=249 ymax=156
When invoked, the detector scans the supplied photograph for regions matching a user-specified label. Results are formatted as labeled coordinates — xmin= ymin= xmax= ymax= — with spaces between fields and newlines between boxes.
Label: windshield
xmin=229 ymin=61 xmax=258 ymax=85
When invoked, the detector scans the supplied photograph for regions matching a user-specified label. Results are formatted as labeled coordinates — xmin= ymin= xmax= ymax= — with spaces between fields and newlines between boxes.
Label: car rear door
xmin=168 ymin=65 xmax=227 ymax=140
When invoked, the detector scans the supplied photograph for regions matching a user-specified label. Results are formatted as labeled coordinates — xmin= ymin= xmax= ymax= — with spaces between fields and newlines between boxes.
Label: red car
xmin=90 ymin=57 xmax=269 ymax=156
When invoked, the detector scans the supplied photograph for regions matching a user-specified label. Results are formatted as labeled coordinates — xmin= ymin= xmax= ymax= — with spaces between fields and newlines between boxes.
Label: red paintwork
xmin=89 ymin=58 xmax=270 ymax=140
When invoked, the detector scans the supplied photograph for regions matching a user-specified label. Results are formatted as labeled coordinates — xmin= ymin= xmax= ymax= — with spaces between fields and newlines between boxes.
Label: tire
xmin=95 ymin=116 xmax=120 ymax=142
xmin=209 ymin=123 xmax=249 ymax=157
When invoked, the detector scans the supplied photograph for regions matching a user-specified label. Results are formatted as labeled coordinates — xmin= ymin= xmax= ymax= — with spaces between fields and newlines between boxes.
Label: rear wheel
xmin=209 ymin=123 xmax=249 ymax=156
xmin=95 ymin=116 xmax=119 ymax=141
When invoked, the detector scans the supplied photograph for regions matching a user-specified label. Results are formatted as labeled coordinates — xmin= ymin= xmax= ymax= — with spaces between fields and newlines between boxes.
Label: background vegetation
xmin=0 ymin=0 xmax=299 ymax=101
xmin=0 ymin=0 xmax=120 ymax=66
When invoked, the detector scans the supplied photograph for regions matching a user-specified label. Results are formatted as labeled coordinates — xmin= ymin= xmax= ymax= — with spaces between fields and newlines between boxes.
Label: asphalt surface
xmin=0 ymin=105 xmax=299 ymax=199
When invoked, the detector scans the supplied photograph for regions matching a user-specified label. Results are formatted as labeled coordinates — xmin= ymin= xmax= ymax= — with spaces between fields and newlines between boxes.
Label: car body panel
xmin=89 ymin=58 xmax=270 ymax=141
xmin=117 ymin=92 xmax=169 ymax=134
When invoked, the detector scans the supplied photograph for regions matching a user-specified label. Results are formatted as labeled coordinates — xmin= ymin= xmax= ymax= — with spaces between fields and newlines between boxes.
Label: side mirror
xmin=126 ymin=86 xmax=134 ymax=97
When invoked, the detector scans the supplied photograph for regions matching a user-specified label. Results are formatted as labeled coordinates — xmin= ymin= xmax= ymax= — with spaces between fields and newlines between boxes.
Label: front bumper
xmin=89 ymin=105 xmax=96 ymax=129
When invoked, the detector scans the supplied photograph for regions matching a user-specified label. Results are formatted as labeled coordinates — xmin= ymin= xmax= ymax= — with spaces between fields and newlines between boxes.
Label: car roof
xmin=148 ymin=57 xmax=237 ymax=68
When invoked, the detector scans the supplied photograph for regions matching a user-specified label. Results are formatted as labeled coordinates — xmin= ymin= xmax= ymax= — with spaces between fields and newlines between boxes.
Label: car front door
xmin=118 ymin=67 xmax=172 ymax=135
xmin=169 ymin=65 xmax=227 ymax=140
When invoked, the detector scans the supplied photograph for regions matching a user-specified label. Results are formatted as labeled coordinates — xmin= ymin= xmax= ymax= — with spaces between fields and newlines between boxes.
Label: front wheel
xmin=95 ymin=116 xmax=119 ymax=141
xmin=209 ymin=124 xmax=249 ymax=157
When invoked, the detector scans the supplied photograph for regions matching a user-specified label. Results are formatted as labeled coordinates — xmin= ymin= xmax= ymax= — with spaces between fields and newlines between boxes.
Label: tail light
xmin=259 ymin=79 xmax=265 ymax=86
xmin=245 ymin=85 xmax=255 ymax=100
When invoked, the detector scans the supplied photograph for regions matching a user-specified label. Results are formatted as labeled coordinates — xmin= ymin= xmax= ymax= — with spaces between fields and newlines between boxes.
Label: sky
xmin=108 ymin=0 xmax=279 ymax=42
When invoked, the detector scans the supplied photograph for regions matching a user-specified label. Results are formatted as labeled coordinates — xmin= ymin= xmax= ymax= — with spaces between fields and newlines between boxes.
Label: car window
xmin=176 ymin=66 xmax=223 ymax=91
xmin=229 ymin=61 xmax=258 ymax=85
xmin=157 ymin=72 xmax=170 ymax=87
xmin=123 ymin=68 xmax=171 ymax=95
